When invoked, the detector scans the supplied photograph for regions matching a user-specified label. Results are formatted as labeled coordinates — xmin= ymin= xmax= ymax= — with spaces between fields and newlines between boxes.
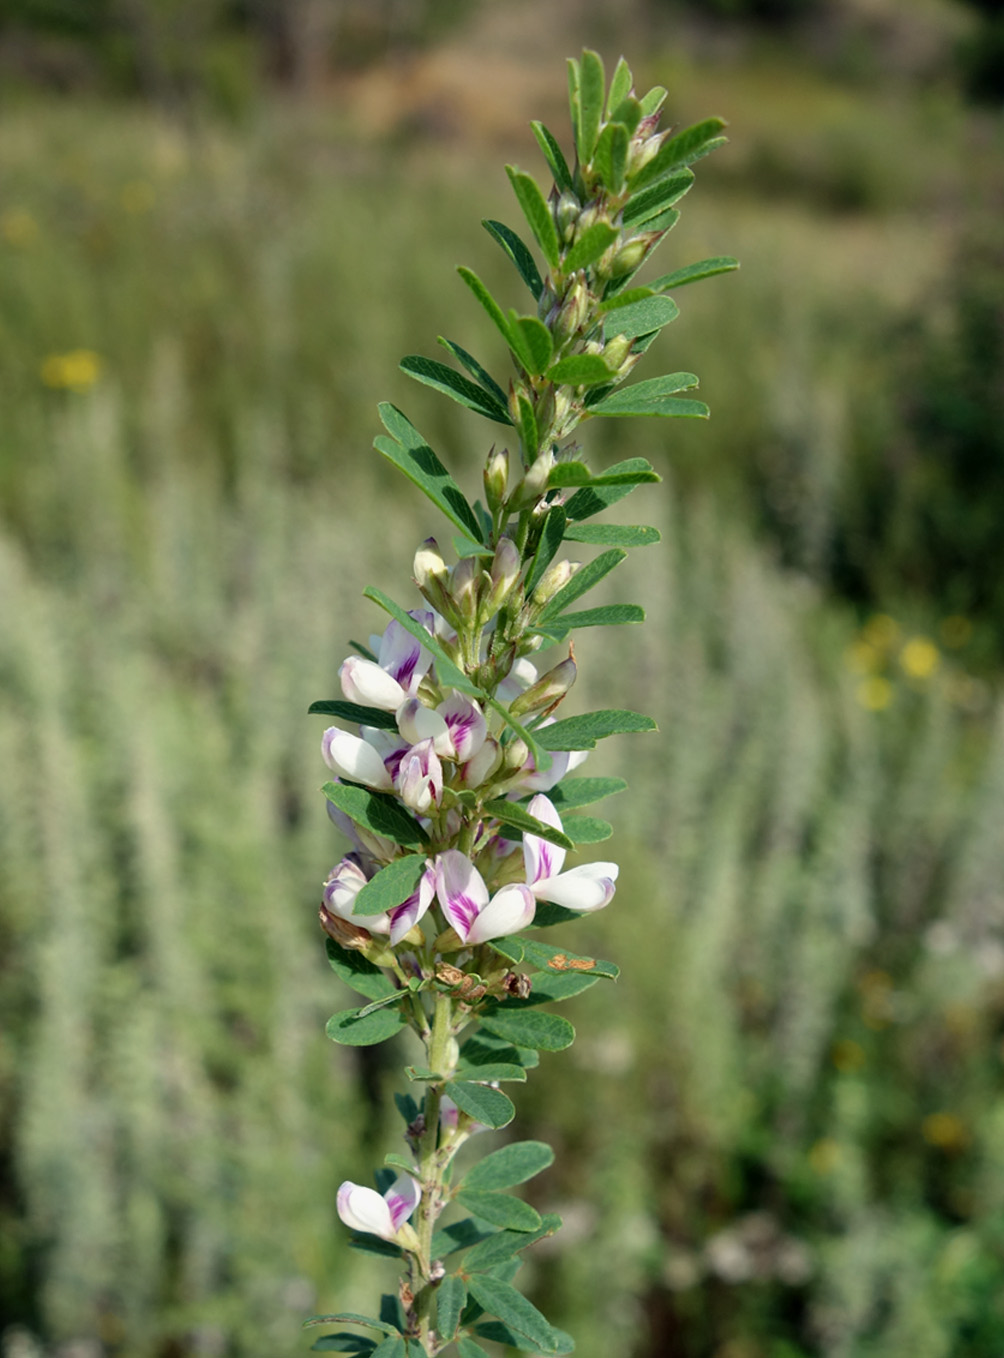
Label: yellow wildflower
xmin=40 ymin=350 xmax=103 ymax=392
xmin=900 ymin=636 xmax=940 ymax=680
xmin=1 ymin=208 xmax=38 ymax=247
xmin=856 ymin=676 xmax=892 ymax=711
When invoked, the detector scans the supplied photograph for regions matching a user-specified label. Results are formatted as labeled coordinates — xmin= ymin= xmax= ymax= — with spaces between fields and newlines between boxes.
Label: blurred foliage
xmin=1 ymin=10 xmax=1003 ymax=1356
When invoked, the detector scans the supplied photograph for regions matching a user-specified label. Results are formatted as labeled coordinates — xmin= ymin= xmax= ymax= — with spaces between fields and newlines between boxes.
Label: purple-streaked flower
xmin=388 ymin=861 xmax=437 ymax=945
xmin=347 ymin=615 xmax=435 ymax=712
xmin=524 ymin=794 xmax=618 ymax=912
xmin=513 ymin=718 xmax=589 ymax=793
xmin=360 ymin=725 xmax=410 ymax=782
xmin=339 ymin=655 xmax=409 ymax=712
xmin=438 ymin=693 xmax=487 ymax=762
xmin=322 ymin=727 xmax=393 ymax=791
xmin=323 ymin=854 xmax=391 ymax=933
xmin=336 ymin=1172 xmax=419 ymax=1241
xmin=326 ymin=800 xmax=396 ymax=862
xmin=397 ymin=738 xmax=443 ymax=814
xmin=397 ymin=697 xmax=452 ymax=754
xmin=435 ymin=850 xmax=537 ymax=945
xmin=461 ymin=736 xmax=502 ymax=789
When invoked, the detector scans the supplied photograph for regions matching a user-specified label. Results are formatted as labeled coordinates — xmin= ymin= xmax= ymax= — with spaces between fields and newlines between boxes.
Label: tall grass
xmin=1 ymin=88 xmax=1001 ymax=1357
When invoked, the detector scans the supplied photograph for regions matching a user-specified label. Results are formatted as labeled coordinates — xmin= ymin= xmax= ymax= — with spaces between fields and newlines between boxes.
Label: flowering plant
xmin=306 ymin=50 xmax=734 ymax=1358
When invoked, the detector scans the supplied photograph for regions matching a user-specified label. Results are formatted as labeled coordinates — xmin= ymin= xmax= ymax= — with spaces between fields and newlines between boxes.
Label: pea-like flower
xmin=397 ymin=737 xmax=443 ymax=814
xmin=524 ymin=794 xmax=618 ymax=912
xmin=435 ymin=849 xmax=537 ymax=945
xmin=322 ymin=727 xmax=394 ymax=791
xmin=336 ymin=1172 xmax=420 ymax=1242
xmin=338 ymin=616 xmax=434 ymax=712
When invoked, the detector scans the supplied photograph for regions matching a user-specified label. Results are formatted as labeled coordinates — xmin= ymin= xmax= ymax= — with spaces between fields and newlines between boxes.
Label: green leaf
xmin=605 ymin=56 xmax=633 ymax=118
xmin=367 ymin=1341 xmax=406 ymax=1358
xmin=475 ymin=1320 xmax=574 ymax=1355
xmin=513 ymin=395 xmax=537 ymax=464
xmin=375 ymin=404 xmax=484 ymax=543
xmin=383 ymin=1152 xmax=415 ymax=1176
xmin=308 ymin=700 xmax=399 ymax=730
xmin=530 ymin=121 xmax=573 ymax=193
xmin=594 ymin=395 xmax=709 ymax=419
xmin=357 ymin=990 xmax=409 ymax=1019
xmin=352 ymin=855 xmax=428 ymax=919
xmin=514 ymin=972 xmax=600 ymax=1004
xmin=526 ymin=506 xmax=567 ymax=595
xmin=466 ymin=1275 xmax=565 ymax=1354
xmin=454 ymin=1060 xmax=526 ymax=1083
xmin=649 ymin=255 xmax=740 ymax=290
xmin=519 ymin=937 xmax=619 ymax=979
xmin=630 ymin=116 xmax=728 ymax=190
xmin=529 ymin=902 xmax=581 ymax=928
xmin=463 ymin=1213 xmax=562 ymax=1272
xmin=459 ymin=1034 xmax=539 ymax=1071
xmin=639 ymin=84 xmax=667 ymax=116
xmin=347 ymin=1235 xmax=403 ymax=1259
xmin=535 ymin=708 xmax=657 ymax=750
xmin=304 ymin=1314 xmax=399 ymax=1335
xmin=363 ymin=587 xmax=482 ymax=697
xmin=589 ymin=373 xmax=705 ymax=418
xmin=444 ymin=1080 xmax=516 ymax=1128
xmin=535 ymin=603 xmax=645 ymax=638
xmin=479 ymin=1009 xmax=575 ymax=1052
xmin=511 ymin=316 xmax=554 ymax=376
xmin=399 ymin=355 xmax=510 ymax=424
xmin=432 ymin=1219 xmax=496 ymax=1258
xmin=310 ymin=1337 xmax=375 ymax=1354
xmin=505 ymin=167 xmax=559 ymax=269
xmin=455 ymin=1191 xmax=542 ymax=1232
xmin=322 ymin=782 xmax=426 ymax=849
xmin=602 ymin=295 xmax=679 ymax=342
xmin=482 ymin=219 xmax=544 ymax=299
xmin=577 ymin=48 xmax=605 ymax=163
xmin=464 ymin=1141 xmax=555 ymax=1192
xmin=547 ymin=775 xmax=628 ymax=808
xmin=609 ymin=93 xmax=644 ymax=134
xmin=437 ymin=337 xmax=509 ymax=410
xmin=566 ymin=58 xmax=581 ymax=158
xmin=564 ymin=477 xmax=642 ymax=521
xmin=563 ymin=522 xmax=660 ymax=546
xmin=326 ymin=1005 xmax=406 ymax=1047
xmin=537 ymin=548 xmax=626 ymax=620
xmin=436 ymin=1276 xmax=467 ymax=1341
xmin=486 ymin=935 xmax=523 ymax=965
xmin=394 ymin=1091 xmax=420 ymax=1125
xmin=546 ymin=353 xmax=614 ymax=386
xmin=592 ymin=122 xmax=629 ymax=195
xmin=564 ymin=814 xmax=614 ymax=843
xmin=457 ymin=266 xmax=517 ymax=350
xmin=456 ymin=1340 xmax=491 ymax=1358
xmin=623 ymin=169 xmax=694 ymax=227
xmin=563 ymin=220 xmax=618 ymax=274
xmin=482 ymin=798 xmax=574 ymax=851
xmin=325 ymin=938 xmax=397 ymax=1002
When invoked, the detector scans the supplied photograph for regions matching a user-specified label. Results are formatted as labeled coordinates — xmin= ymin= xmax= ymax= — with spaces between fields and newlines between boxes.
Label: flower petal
xmin=438 ymin=693 xmax=487 ymax=763
xmin=523 ymin=793 xmax=567 ymax=883
xmin=384 ymin=1172 xmax=420 ymax=1231
xmin=388 ymin=862 xmax=437 ymax=945
xmin=435 ymin=850 xmax=489 ymax=943
xmin=397 ymin=738 xmax=443 ymax=814
xmin=397 ymin=697 xmax=452 ymax=754
xmin=339 ymin=656 xmax=406 ymax=711
xmin=466 ymin=883 xmax=537 ymax=944
xmin=322 ymin=727 xmax=393 ymax=790
xmin=336 ymin=1181 xmax=396 ymax=1240
xmin=531 ymin=861 xmax=618 ymax=913
xmin=379 ymin=617 xmax=432 ymax=694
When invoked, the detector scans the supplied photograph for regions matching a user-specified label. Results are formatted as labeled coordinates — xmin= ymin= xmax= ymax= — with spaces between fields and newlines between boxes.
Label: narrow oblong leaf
xmin=368 ymin=1340 xmax=406 ymax=1358
xmin=437 ymin=336 xmax=509 ymax=409
xmin=304 ymin=1314 xmax=398 ymax=1335
xmin=456 ymin=1341 xmax=491 ymax=1358
xmin=577 ymin=48 xmax=605 ymax=163
xmin=353 ymin=856 xmax=428 ymax=919
xmin=530 ymin=121 xmax=573 ymax=192
xmin=322 ymin=782 xmax=426 ymax=849
xmin=605 ymin=56 xmax=633 ymax=117
xmin=326 ymin=938 xmax=398 ymax=1002
xmin=563 ymin=522 xmax=660 ymax=546
xmin=310 ymin=1337 xmax=375 ymax=1354
xmin=534 ymin=708 xmax=657 ymax=750
xmin=546 ymin=353 xmax=614 ymax=386
xmin=547 ymin=775 xmax=628 ymax=808
xmin=536 ymin=603 xmax=645 ymax=636
xmin=592 ymin=122 xmax=629 ymax=195
xmin=512 ymin=316 xmax=554 ymax=376
xmin=564 ymin=476 xmax=642 ymax=521
xmin=363 ymin=587 xmax=482 ymax=697
xmin=537 ymin=548 xmax=626 ymax=620
xmin=526 ymin=505 xmax=567 ymax=595
xmin=630 ymin=116 xmax=728 ymax=190
xmin=563 ymin=220 xmax=618 ymax=274
xmin=431 ymin=1219 xmax=496 ymax=1258
xmin=479 ymin=1009 xmax=575 ymax=1052
xmin=466 ymin=1275 xmax=564 ymax=1354
xmin=357 ymin=990 xmax=409 ymax=1018
xmin=563 ymin=814 xmax=614 ymax=843
xmin=457 ymin=266 xmax=517 ymax=349
xmin=482 ymin=219 xmax=544 ymax=299
xmin=464 ymin=1141 xmax=555 ymax=1192
xmin=603 ymin=295 xmax=679 ymax=342
xmin=515 ymin=394 xmax=538 ymax=462
xmin=454 ymin=1191 xmax=542 ymax=1232
xmin=444 ymin=1081 xmax=516 ymax=1129
xmin=464 ymin=1213 xmax=562 ymax=1272
xmin=592 ymin=394 xmax=710 ymax=419
xmin=623 ymin=169 xmax=694 ymax=227
xmin=375 ymin=403 xmax=484 ymax=542
xmin=649 ymin=255 xmax=740 ymax=290
xmin=326 ymin=1006 xmax=406 ymax=1047
xmin=463 ymin=1031 xmax=539 ymax=1069
xmin=505 ymin=167 xmax=560 ymax=269
xmin=519 ymin=937 xmax=619 ymax=979
xmin=436 ymin=1276 xmax=467 ymax=1342
xmin=399 ymin=355 xmax=510 ymax=424
xmin=514 ymin=972 xmax=599 ymax=1004
xmin=639 ymin=84 xmax=667 ymax=116
xmin=482 ymin=798 xmax=574 ymax=851
xmin=308 ymin=700 xmax=399 ymax=730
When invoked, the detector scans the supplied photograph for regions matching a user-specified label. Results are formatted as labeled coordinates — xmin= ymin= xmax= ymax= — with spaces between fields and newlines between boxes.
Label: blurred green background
xmin=1 ymin=1 xmax=1003 ymax=1355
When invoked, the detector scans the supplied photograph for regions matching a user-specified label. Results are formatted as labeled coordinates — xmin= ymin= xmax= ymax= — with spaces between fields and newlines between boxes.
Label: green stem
xmin=413 ymin=992 xmax=456 ymax=1350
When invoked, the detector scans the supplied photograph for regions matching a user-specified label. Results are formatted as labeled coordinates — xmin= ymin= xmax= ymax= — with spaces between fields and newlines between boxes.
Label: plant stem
xmin=412 ymin=992 xmax=455 ymax=1350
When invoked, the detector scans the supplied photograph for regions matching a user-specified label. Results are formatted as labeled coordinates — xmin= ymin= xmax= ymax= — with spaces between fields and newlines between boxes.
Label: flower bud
xmin=501 ymin=737 xmax=530 ymax=774
xmin=552 ymin=276 xmax=589 ymax=343
xmin=397 ymin=738 xmax=443 ymax=814
xmin=555 ymin=189 xmax=580 ymax=242
xmin=509 ymin=656 xmax=577 ymax=718
xmin=396 ymin=697 xmax=452 ymax=755
xmin=483 ymin=446 xmax=510 ymax=511
xmin=413 ymin=537 xmax=453 ymax=616
xmin=611 ymin=233 xmax=657 ymax=278
xmin=521 ymin=448 xmax=555 ymax=503
xmin=340 ymin=656 xmax=406 ymax=712
xmin=531 ymin=558 xmax=578 ymax=607
xmin=483 ymin=537 xmax=521 ymax=615
xmin=449 ymin=557 xmax=481 ymax=626
xmin=602 ymin=334 xmax=633 ymax=371
xmin=461 ymin=736 xmax=502 ymax=788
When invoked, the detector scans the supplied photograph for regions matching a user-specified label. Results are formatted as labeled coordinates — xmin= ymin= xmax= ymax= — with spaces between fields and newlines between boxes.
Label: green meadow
xmin=2 ymin=16 xmax=1004 ymax=1356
